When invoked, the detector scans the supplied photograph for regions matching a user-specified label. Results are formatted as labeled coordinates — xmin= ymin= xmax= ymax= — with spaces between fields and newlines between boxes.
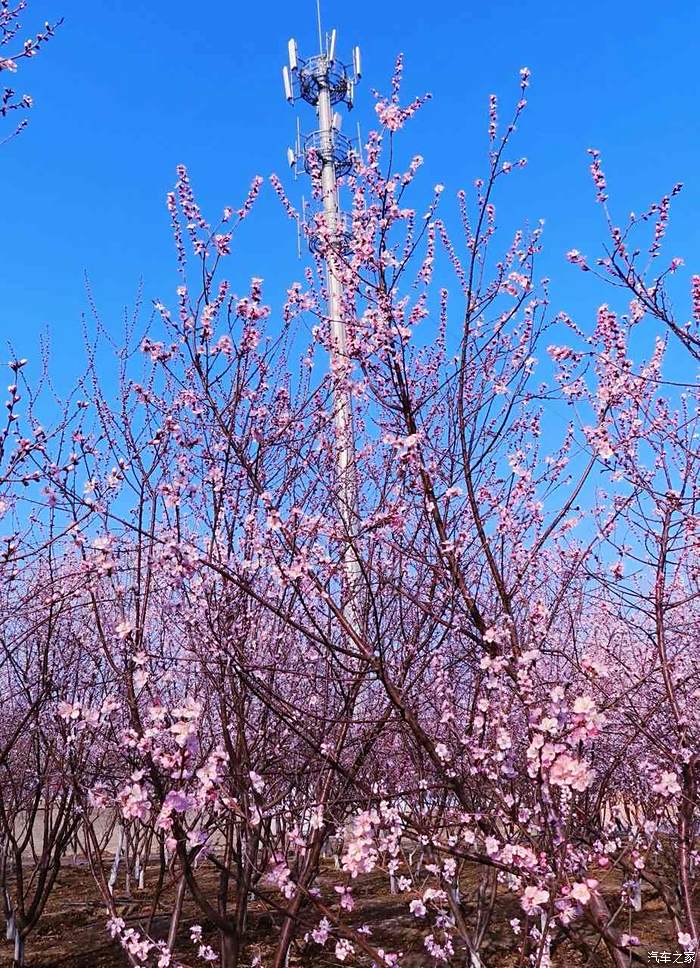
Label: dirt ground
xmin=0 ymin=860 xmax=687 ymax=967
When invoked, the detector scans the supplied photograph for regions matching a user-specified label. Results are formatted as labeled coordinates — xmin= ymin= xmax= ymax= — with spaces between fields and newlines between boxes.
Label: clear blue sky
xmin=2 ymin=0 xmax=699 ymax=391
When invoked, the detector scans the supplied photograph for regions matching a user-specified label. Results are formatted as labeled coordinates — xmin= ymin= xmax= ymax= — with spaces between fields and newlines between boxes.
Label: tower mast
xmin=283 ymin=32 xmax=363 ymax=620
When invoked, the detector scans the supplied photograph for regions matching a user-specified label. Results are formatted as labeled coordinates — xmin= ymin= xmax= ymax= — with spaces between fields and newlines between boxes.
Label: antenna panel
xmin=353 ymin=46 xmax=362 ymax=80
xmin=328 ymin=29 xmax=337 ymax=63
xmin=282 ymin=66 xmax=294 ymax=103
xmin=288 ymin=38 xmax=298 ymax=72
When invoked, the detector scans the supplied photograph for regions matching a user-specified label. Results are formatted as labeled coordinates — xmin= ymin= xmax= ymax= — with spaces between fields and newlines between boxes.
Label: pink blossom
xmin=424 ymin=933 xmax=454 ymax=961
xmin=335 ymin=939 xmax=355 ymax=962
xmin=171 ymin=697 xmax=202 ymax=720
xmin=620 ymin=934 xmax=640 ymax=947
xmin=198 ymin=945 xmax=218 ymax=962
xmin=267 ymin=863 xmax=295 ymax=899
xmin=521 ymin=885 xmax=550 ymax=914
xmin=163 ymin=789 xmax=194 ymax=813
xmin=692 ymin=274 xmax=700 ymax=322
xmin=170 ymin=718 xmax=196 ymax=748
xmin=570 ymin=882 xmax=591 ymax=905
xmin=249 ymin=770 xmax=265 ymax=794
xmin=572 ymin=695 xmax=595 ymax=715
xmin=311 ymin=917 xmax=331 ymax=945
xmin=549 ymin=754 xmax=591 ymax=792
xmin=107 ymin=916 xmax=125 ymax=938
xmin=115 ymin=619 xmax=133 ymax=639
xmin=652 ymin=771 xmax=682 ymax=797
xmin=434 ymin=741 xmax=450 ymax=762
xmin=118 ymin=782 xmax=151 ymax=821
xmin=57 ymin=701 xmax=80 ymax=721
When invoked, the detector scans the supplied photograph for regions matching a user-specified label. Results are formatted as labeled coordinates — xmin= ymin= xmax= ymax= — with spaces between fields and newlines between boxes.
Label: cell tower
xmin=282 ymin=28 xmax=363 ymax=622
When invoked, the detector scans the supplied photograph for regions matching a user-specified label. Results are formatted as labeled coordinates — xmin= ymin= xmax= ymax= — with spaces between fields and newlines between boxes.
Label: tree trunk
xmin=12 ymin=931 xmax=25 ymax=968
xmin=5 ymin=908 xmax=15 ymax=942
xmin=272 ymin=835 xmax=324 ymax=968
xmin=108 ymin=825 xmax=124 ymax=895
xmin=167 ymin=875 xmax=187 ymax=951
xmin=220 ymin=929 xmax=241 ymax=968
xmin=588 ymin=891 xmax=629 ymax=968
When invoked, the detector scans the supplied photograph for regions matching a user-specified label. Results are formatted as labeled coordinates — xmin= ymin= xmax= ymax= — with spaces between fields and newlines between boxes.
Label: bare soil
xmin=0 ymin=861 xmax=685 ymax=966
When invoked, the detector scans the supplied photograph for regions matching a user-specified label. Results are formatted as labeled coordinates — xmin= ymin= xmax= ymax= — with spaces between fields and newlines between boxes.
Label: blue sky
xmin=2 ymin=0 xmax=699 ymax=393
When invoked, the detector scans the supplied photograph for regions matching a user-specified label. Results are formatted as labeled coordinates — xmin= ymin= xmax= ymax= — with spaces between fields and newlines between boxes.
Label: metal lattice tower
xmin=282 ymin=30 xmax=362 ymax=621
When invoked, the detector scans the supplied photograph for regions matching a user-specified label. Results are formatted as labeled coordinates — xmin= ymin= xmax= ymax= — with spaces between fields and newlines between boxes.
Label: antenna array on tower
xmin=282 ymin=30 xmax=362 ymax=256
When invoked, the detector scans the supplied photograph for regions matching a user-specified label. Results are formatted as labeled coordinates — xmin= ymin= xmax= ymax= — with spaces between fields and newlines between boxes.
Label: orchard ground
xmin=0 ymin=859 xmax=687 ymax=966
